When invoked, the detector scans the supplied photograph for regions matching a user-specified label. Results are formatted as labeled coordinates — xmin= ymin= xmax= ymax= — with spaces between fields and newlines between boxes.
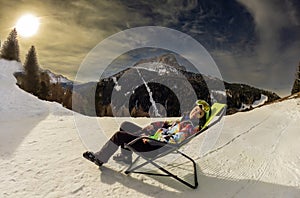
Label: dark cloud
xmin=231 ymin=0 xmax=300 ymax=95
xmin=0 ymin=0 xmax=299 ymax=96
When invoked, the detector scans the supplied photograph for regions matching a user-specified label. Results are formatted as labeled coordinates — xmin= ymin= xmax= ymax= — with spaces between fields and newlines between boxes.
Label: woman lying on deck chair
xmin=83 ymin=100 xmax=211 ymax=167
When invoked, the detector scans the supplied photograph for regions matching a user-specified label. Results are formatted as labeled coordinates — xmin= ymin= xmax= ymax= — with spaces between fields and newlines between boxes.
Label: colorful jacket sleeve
xmin=150 ymin=120 xmax=199 ymax=144
xmin=141 ymin=120 xmax=178 ymax=135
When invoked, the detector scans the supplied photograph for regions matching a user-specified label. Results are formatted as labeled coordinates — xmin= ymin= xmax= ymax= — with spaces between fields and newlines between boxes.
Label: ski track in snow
xmin=201 ymin=114 xmax=271 ymax=158
xmin=231 ymin=120 xmax=292 ymax=197
xmin=197 ymin=100 xmax=300 ymax=197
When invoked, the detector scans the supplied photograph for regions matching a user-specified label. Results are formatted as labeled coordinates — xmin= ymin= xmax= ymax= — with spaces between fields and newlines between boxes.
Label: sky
xmin=0 ymin=0 xmax=299 ymax=96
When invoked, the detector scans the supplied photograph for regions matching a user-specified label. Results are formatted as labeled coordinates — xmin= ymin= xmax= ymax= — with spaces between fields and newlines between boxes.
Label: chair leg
xmin=125 ymin=151 xmax=198 ymax=189
xmin=125 ymin=156 xmax=143 ymax=174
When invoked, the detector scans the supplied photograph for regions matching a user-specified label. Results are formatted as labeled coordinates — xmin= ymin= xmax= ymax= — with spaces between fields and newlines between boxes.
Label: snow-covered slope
xmin=0 ymin=60 xmax=51 ymax=156
xmin=0 ymin=59 xmax=300 ymax=197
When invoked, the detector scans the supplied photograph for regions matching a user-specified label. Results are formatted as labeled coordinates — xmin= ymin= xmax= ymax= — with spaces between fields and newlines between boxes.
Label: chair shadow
xmin=99 ymin=166 xmax=181 ymax=196
xmin=99 ymin=163 xmax=300 ymax=197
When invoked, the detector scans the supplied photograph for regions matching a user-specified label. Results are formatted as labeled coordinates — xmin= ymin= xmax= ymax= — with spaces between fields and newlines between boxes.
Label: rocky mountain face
xmin=134 ymin=54 xmax=186 ymax=72
xmin=72 ymin=53 xmax=280 ymax=117
xmin=15 ymin=53 xmax=280 ymax=117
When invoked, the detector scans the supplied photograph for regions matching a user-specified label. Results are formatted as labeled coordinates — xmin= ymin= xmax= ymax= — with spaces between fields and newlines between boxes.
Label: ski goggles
xmin=195 ymin=99 xmax=210 ymax=113
xmin=196 ymin=100 xmax=211 ymax=121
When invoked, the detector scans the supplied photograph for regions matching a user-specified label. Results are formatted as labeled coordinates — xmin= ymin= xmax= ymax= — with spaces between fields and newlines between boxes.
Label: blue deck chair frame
xmin=124 ymin=103 xmax=227 ymax=189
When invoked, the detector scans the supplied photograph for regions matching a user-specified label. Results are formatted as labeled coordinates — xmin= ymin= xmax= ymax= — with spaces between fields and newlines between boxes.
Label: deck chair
xmin=124 ymin=103 xmax=227 ymax=189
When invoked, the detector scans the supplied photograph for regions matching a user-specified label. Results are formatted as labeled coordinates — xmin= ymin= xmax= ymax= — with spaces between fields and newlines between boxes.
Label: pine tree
xmin=39 ymin=70 xmax=51 ymax=100
xmin=62 ymin=87 xmax=72 ymax=109
xmin=23 ymin=46 xmax=40 ymax=95
xmin=49 ymin=83 xmax=64 ymax=103
xmin=0 ymin=28 xmax=20 ymax=62
xmin=291 ymin=62 xmax=300 ymax=94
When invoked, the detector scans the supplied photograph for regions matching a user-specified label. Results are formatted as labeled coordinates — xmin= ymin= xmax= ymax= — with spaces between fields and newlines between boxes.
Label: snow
xmin=46 ymin=70 xmax=71 ymax=84
xmin=135 ymin=62 xmax=179 ymax=76
xmin=1 ymin=59 xmax=300 ymax=197
xmin=136 ymin=68 xmax=161 ymax=117
xmin=211 ymin=90 xmax=226 ymax=97
xmin=112 ymin=76 xmax=121 ymax=91
xmin=239 ymin=94 xmax=269 ymax=111
xmin=252 ymin=94 xmax=268 ymax=107
xmin=210 ymin=90 xmax=227 ymax=103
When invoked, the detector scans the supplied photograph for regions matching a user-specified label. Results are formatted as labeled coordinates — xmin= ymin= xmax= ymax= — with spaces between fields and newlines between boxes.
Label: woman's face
xmin=189 ymin=106 xmax=205 ymax=119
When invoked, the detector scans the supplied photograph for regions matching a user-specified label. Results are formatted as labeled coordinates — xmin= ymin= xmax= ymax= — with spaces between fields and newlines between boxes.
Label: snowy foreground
xmin=1 ymin=59 xmax=300 ymax=198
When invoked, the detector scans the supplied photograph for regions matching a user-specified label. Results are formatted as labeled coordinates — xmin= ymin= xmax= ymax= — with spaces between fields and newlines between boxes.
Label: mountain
xmin=14 ymin=67 xmax=73 ymax=109
xmin=73 ymin=53 xmax=280 ymax=117
xmin=12 ymin=53 xmax=280 ymax=117
xmin=134 ymin=53 xmax=186 ymax=72
xmin=44 ymin=69 xmax=72 ymax=84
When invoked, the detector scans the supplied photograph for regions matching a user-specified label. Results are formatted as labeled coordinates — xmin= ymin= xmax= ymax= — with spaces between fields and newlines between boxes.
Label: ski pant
xmin=94 ymin=121 xmax=163 ymax=163
xmin=94 ymin=121 xmax=142 ymax=163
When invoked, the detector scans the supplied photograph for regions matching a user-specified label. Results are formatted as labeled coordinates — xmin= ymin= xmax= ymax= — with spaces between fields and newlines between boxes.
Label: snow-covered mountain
xmin=90 ymin=53 xmax=280 ymax=117
xmin=13 ymin=53 xmax=279 ymax=117
xmin=44 ymin=69 xmax=72 ymax=84
xmin=134 ymin=62 xmax=180 ymax=76
xmin=134 ymin=53 xmax=186 ymax=73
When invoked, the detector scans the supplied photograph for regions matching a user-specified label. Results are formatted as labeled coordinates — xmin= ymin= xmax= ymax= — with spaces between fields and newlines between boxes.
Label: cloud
xmin=1 ymin=0 xmax=299 ymax=96
xmin=285 ymin=0 xmax=300 ymax=26
xmin=207 ymin=0 xmax=300 ymax=96
xmin=237 ymin=0 xmax=288 ymax=63
xmin=1 ymin=0 xmax=141 ymax=79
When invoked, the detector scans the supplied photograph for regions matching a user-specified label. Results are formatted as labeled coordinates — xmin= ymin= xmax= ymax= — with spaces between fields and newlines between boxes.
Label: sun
xmin=16 ymin=14 xmax=40 ymax=37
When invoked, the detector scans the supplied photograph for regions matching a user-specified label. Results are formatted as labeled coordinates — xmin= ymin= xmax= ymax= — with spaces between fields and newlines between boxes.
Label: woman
xmin=83 ymin=100 xmax=211 ymax=167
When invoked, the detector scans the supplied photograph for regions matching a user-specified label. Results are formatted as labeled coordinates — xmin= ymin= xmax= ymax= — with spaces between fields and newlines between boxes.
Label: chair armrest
xmin=125 ymin=136 xmax=177 ymax=149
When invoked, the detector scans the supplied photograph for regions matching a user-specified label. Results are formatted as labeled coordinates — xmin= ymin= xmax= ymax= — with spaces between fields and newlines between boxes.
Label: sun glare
xmin=16 ymin=14 xmax=40 ymax=37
